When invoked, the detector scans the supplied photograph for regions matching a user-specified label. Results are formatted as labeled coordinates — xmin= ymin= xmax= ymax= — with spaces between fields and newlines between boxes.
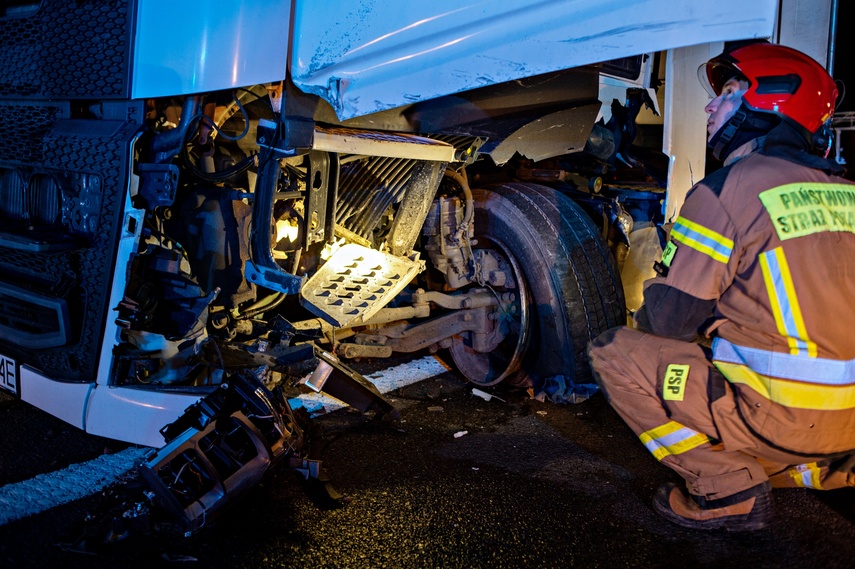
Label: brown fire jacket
xmin=635 ymin=126 xmax=855 ymax=456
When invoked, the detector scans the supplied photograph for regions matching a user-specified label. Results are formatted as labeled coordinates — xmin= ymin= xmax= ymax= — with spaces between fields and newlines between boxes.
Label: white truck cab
xmin=0 ymin=0 xmax=836 ymax=533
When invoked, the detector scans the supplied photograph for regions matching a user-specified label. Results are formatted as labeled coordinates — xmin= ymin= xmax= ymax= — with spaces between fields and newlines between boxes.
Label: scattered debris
xmin=454 ymin=430 xmax=468 ymax=438
xmin=427 ymin=406 xmax=444 ymax=412
xmin=471 ymin=388 xmax=505 ymax=402
xmin=536 ymin=411 xmax=548 ymax=416
xmin=65 ymin=367 xmax=391 ymax=544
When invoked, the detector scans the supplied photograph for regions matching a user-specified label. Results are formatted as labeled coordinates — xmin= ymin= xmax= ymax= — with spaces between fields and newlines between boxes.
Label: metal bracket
xmin=246 ymin=146 xmax=305 ymax=295
xmin=137 ymin=163 xmax=179 ymax=207
xmin=300 ymin=347 xmax=398 ymax=418
xmin=244 ymin=261 xmax=305 ymax=295
xmin=304 ymin=151 xmax=338 ymax=248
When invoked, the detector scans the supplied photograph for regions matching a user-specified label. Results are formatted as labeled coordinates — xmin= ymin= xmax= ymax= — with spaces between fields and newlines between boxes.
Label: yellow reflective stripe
xmin=671 ymin=216 xmax=734 ymax=264
xmin=759 ymin=252 xmax=792 ymax=351
xmin=671 ymin=231 xmax=730 ymax=264
xmin=775 ymin=248 xmax=816 ymax=357
xmin=790 ymin=463 xmax=823 ymax=490
xmin=639 ymin=421 xmax=710 ymax=461
xmin=758 ymin=248 xmax=817 ymax=357
xmin=715 ymin=361 xmax=855 ymax=410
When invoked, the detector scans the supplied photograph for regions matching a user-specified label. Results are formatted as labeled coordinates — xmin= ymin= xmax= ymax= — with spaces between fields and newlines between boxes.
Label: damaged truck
xmin=0 ymin=0 xmax=815 ymax=532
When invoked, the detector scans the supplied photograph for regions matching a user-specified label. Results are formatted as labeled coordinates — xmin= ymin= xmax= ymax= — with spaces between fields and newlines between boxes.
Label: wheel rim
xmin=448 ymin=236 xmax=530 ymax=386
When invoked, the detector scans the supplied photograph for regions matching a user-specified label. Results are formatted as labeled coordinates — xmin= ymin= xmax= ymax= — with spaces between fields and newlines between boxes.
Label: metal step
xmin=300 ymin=244 xmax=422 ymax=327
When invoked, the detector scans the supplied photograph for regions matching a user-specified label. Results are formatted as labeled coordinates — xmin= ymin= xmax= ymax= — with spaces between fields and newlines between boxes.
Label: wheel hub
xmin=448 ymin=239 xmax=530 ymax=386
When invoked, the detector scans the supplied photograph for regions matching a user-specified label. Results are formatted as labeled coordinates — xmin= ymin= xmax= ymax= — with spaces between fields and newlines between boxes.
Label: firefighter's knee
xmin=588 ymin=326 xmax=629 ymax=402
xmin=589 ymin=325 xmax=622 ymax=351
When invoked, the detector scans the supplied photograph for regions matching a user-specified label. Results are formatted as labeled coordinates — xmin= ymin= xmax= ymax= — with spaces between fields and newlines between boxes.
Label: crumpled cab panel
xmin=290 ymin=0 xmax=778 ymax=120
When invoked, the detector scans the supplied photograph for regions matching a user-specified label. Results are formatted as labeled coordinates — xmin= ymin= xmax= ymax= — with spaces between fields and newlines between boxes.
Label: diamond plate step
xmin=300 ymin=244 xmax=423 ymax=327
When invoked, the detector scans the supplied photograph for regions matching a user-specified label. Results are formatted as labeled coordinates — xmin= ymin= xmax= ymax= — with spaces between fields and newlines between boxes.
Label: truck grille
xmin=0 ymin=0 xmax=134 ymax=100
xmin=0 ymin=101 xmax=142 ymax=381
xmin=0 ymin=101 xmax=67 ymax=164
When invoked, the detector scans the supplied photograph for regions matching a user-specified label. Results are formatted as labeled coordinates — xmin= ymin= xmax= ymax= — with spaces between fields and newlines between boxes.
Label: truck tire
xmin=457 ymin=183 xmax=625 ymax=389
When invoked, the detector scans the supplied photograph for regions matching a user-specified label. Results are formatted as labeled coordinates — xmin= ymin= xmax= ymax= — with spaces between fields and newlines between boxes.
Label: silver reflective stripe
xmin=793 ymin=463 xmax=822 ymax=489
xmin=643 ymin=426 xmax=697 ymax=455
xmin=798 ymin=469 xmax=816 ymax=488
xmin=639 ymin=421 xmax=710 ymax=461
xmin=759 ymin=249 xmax=813 ymax=356
xmin=712 ymin=338 xmax=855 ymax=385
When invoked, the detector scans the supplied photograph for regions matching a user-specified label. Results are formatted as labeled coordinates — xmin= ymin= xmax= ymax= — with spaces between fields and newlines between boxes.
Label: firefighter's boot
xmin=652 ymin=482 xmax=773 ymax=531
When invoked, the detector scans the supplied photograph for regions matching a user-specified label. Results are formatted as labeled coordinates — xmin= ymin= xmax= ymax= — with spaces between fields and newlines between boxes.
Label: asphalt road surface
xmin=2 ymin=355 xmax=855 ymax=569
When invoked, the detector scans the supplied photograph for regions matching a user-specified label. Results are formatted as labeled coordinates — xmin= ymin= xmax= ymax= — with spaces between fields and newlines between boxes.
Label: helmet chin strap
xmin=709 ymin=104 xmax=781 ymax=161
xmin=710 ymin=107 xmax=748 ymax=160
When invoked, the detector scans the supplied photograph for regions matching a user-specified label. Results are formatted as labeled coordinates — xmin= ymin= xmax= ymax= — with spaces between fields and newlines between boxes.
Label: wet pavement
xmin=2 ymin=358 xmax=855 ymax=568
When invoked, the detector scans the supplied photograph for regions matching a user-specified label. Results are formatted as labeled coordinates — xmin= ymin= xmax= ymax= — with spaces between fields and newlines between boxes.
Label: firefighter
xmin=588 ymin=42 xmax=855 ymax=531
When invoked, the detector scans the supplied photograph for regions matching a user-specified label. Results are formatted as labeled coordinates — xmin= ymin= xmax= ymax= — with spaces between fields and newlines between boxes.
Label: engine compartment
xmin=103 ymin=65 xmax=663 ymax=403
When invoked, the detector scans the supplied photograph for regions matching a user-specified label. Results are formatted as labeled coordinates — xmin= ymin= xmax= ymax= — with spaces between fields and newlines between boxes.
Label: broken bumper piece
xmin=301 ymin=347 xmax=399 ymax=418
xmin=140 ymin=349 xmax=397 ymax=534
xmin=139 ymin=373 xmax=302 ymax=534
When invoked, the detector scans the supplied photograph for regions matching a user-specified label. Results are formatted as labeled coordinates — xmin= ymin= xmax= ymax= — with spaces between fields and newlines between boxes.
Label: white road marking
xmin=0 ymin=355 xmax=448 ymax=527
xmin=0 ymin=446 xmax=149 ymax=526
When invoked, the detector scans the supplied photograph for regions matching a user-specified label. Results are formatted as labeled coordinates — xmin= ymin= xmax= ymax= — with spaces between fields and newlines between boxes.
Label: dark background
xmin=833 ymin=2 xmax=854 ymax=174
xmin=834 ymin=2 xmax=853 ymax=112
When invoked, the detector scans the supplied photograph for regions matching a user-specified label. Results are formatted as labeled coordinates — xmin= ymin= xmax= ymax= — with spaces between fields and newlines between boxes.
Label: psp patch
xmin=663 ymin=364 xmax=690 ymax=401
xmin=661 ymin=240 xmax=677 ymax=267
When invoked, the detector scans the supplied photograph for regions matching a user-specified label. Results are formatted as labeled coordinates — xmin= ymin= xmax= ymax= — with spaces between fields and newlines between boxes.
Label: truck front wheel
xmin=450 ymin=183 xmax=625 ymax=390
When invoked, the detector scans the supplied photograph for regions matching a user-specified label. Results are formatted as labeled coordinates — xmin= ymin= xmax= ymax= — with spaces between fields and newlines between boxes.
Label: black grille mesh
xmin=0 ymin=102 xmax=140 ymax=381
xmin=0 ymin=247 xmax=71 ymax=278
xmin=0 ymin=102 xmax=68 ymax=165
xmin=0 ymin=0 xmax=133 ymax=100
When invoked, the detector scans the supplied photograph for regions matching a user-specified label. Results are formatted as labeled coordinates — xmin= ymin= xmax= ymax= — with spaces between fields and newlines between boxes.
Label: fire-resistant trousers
xmin=588 ymin=326 xmax=855 ymax=501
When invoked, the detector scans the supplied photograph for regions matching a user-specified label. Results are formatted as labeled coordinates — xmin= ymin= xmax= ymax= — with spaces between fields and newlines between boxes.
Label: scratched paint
xmin=291 ymin=0 xmax=777 ymax=120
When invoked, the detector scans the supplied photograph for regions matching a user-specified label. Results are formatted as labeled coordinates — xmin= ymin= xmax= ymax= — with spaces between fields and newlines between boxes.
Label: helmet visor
xmin=697 ymin=59 xmax=747 ymax=97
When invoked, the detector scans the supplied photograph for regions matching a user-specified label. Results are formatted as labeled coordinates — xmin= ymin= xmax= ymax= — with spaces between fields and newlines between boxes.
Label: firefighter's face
xmin=704 ymin=78 xmax=749 ymax=140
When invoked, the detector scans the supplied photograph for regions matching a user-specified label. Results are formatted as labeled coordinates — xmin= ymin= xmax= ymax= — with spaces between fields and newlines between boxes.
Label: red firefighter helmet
xmin=698 ymin=43 xmax=837 ymax=136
